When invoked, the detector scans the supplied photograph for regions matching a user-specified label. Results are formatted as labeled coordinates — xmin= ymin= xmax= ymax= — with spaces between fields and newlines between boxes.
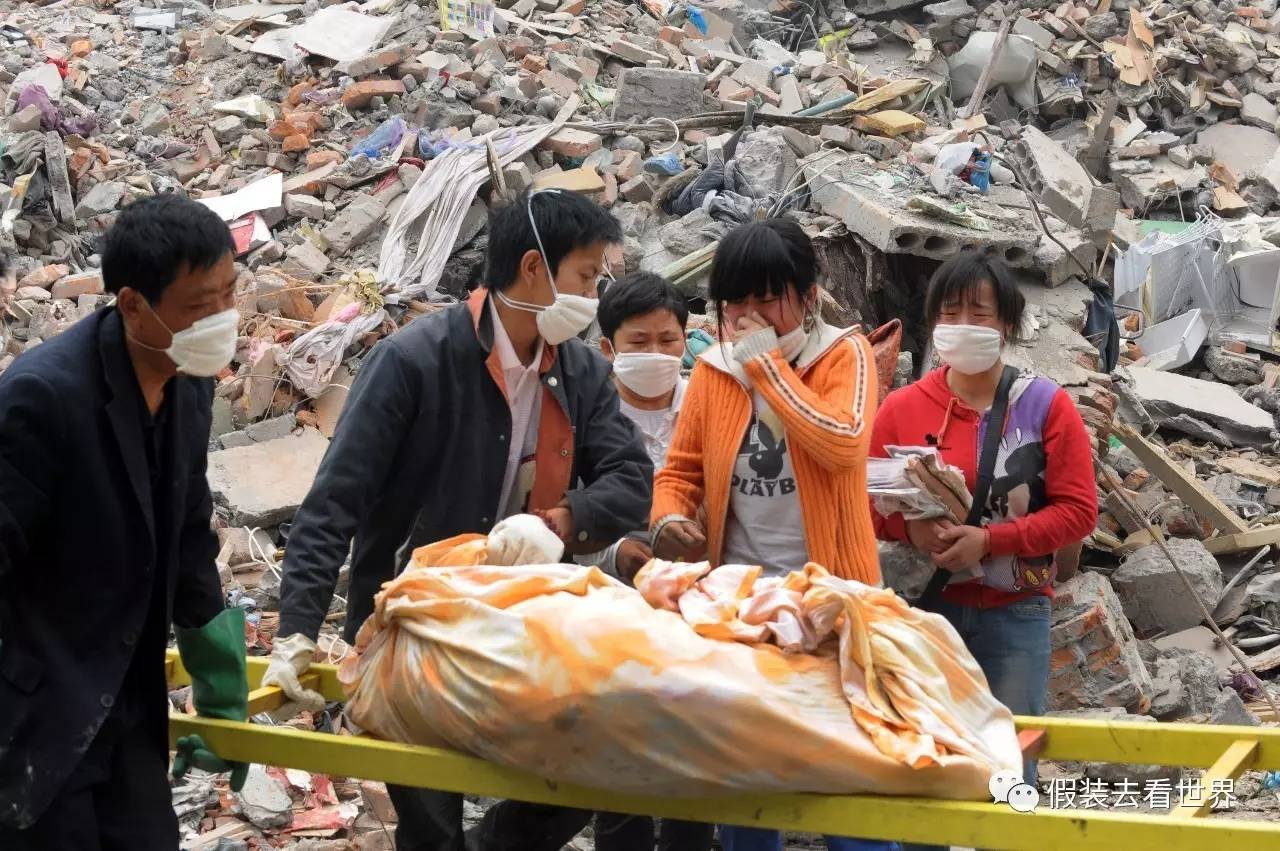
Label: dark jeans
xmin=386 ymin=786 xmax=592 ymax=851
xmin=902 ymin=594 xmax=1051 ymax=851
xmin=594 ymin=812 xmax=714 ymax=851
xmin=0 ymin=709 xmax=177 ymax=851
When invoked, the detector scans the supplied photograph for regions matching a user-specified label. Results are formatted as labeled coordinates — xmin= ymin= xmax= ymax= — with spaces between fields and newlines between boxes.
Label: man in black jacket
xmin=0 ymin=195 xmax=249 ymax=848
xmin=267 ymin=189 xmax=653 ymax=851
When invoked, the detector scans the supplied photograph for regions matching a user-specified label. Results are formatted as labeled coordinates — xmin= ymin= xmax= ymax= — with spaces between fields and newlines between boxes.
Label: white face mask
xmin=495 ymin=190 xmax=601 ymax=346
xmin=134 ymin=304 xmax=240 ymax=377
xmin=932 ymin=323 xmax=1003 ymax=375
xmin=612 ymin=352 xmax=682 ymax=399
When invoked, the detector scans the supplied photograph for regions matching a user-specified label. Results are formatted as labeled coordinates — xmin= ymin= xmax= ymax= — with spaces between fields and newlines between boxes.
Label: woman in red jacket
xmin=870 ymin=252 xmax=1097 ymax=737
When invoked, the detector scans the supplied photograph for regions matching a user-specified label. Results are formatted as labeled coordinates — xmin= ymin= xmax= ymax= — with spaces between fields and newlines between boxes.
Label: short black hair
xmin=708 ymin=219 xmax=818 ymax=308
xmin=101 ymin=193 xmax=235 ymax=302
xmin=484 ymin=189 xmax=622 ymax=291
xmin=598 ymin=272 xmax=689 ymax=340
xmin=923 ymin=251 xmax=1025 ymax=337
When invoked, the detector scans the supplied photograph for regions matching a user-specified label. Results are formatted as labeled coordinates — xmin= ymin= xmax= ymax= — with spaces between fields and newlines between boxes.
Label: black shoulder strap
xmin=917 ymin=365 xmax=1019 ymax=606
xmin=964 ymin=365 xmax=1019 ymax=526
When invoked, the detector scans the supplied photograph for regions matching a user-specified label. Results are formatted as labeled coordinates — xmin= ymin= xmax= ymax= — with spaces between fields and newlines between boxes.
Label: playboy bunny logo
xmin=748 ymin=418 xmax=786 ymax=479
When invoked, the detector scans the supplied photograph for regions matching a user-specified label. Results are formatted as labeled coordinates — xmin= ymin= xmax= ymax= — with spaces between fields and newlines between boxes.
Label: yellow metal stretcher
xmin=166 ymin=651 xmax=1280 ymax=851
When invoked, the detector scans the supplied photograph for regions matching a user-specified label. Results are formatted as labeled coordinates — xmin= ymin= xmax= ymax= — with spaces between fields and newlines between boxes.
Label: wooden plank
xmin=1113 ymin=425 xmax=1250 ymax=535
xmin=1230 ymin=643 xmax=1280 ymax=675
xmin=1173 ymin=738 xmax=1258 ymax=818
xmin=1203 ymin=525 xmax=1280 ymax=555
xmin=847 ymin=78 xmax=929 ymax=112
xmin=861 ymin=109 xmax=926 ymax=138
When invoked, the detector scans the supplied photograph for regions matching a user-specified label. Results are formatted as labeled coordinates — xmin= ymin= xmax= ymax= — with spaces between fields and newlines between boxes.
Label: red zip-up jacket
xmin=869 ymin=366 xmax=1097 ymax=608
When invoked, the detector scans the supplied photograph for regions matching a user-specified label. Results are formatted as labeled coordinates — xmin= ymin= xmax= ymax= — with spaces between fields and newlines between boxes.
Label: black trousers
xmin=387 ymin=785 xmax=593 ymax=851
xmin=594 ymin=812 xmax=715 ymax=851
xmin=0 ymin=708 xmax=177 ymax=851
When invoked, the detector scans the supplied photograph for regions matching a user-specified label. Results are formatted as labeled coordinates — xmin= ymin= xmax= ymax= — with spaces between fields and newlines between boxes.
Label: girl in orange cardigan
xmin=651 ymin=218 xmax=880 ymax=586
xmin=650 ymin=220 xmax=891 ymax=851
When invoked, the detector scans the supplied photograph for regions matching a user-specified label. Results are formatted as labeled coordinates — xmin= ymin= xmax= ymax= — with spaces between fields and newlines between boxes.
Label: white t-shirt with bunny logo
xmin=721 ymin=392 xmax=807 ymax=577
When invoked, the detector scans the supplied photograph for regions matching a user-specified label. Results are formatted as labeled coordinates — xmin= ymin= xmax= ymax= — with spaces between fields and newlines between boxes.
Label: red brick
xmin=69 ymin=39 xmax=93 ymax=58
xmin=282 ymin=134 xmax=311 ymax=154
xmin=659 ymin=26 xmax=685 ymax=45
xmin=541 ymin=128 xmax=602 ymax=158
xmin=521 ymin=54 xmax=548 ymax=73
xmin=340 ymin=79 xmax=406 ymax=110
xmin=306 ymin=150 xmax=343 ymax=170
xmin=286 ymin=81 xmax=315 ymax=107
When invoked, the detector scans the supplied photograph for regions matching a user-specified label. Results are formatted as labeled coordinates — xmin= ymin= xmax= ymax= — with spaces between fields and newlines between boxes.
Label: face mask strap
xmin=527 ymin=189 xmax=561 ymax=298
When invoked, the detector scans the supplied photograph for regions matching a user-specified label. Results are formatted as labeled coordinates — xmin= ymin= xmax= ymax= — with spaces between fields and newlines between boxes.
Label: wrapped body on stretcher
xmin=338 ymin=528 xmax=1023 ymax=801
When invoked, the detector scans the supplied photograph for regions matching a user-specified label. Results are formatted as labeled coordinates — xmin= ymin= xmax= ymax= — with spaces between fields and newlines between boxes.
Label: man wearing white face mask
xmin=0 ymin=196 xmax=250 ymax=848
xmin=272 ymin=189 xmax=652 ymax=851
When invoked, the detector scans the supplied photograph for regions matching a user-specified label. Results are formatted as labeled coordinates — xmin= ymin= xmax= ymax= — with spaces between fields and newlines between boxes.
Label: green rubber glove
xmin=171 ymin=734 xmax=248 ymax=790
xmin=175 ymin=607 xmax=250 ymax=791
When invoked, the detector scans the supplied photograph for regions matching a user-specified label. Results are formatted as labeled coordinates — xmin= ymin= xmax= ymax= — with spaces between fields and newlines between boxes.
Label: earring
xmin=803 ymin=306 xmax=817 ymax=333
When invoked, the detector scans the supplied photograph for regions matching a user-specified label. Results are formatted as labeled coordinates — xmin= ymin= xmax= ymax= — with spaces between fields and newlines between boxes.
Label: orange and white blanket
xmin=339 ymin=534 xmax=1020 ymax=799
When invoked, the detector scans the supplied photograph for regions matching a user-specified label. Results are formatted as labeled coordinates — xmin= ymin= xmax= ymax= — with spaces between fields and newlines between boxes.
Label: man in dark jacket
xmin=268 ymin=189 xmax=653 ymax=851
xmin=0 ymin=195 xmax=250 ymax=849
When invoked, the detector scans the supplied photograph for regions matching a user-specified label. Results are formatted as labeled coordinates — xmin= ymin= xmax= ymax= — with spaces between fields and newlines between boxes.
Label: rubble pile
xmin=5 ymin=0 xmax=1280 ymax=840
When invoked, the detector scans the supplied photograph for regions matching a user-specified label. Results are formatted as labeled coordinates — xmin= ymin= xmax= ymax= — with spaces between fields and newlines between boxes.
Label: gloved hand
xmin=260 ymin=632 xmax=326 ymax=720
xmin=172 ymin=734 xmax=247 ymax=791
xmin=487 ymin=514 xmax=565 ymax=566
xmin=175 ymin=607 xmax=250 ymax=791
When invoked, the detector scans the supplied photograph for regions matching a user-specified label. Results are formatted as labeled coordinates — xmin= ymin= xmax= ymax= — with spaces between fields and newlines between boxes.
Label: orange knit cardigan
xmin=651 ymin=323 xmax=881 ymax=585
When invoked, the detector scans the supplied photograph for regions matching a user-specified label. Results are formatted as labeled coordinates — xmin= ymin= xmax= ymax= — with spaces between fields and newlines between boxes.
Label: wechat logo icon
xmin=990 ymin=769 xmax=1039 ymax=813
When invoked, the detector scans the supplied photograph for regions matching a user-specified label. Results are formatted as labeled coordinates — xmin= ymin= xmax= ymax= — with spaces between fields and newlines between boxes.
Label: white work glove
xmin=487 ymin=514 xmax=565 ymax=566
xmin=260 ymin=632 xmax=326 ymax=720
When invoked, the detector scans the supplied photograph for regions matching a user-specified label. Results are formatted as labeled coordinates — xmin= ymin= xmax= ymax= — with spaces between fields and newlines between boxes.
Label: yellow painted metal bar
xmin=169 ymin=714 xmax=1280 ymax=851
xmin=1013 ymin=715 xmax=1280 ymax=769
xmin=166 ymin=651 xmax=1280 ymax=771
xmin=1173 ymin=738 xmax=1259 ymax=819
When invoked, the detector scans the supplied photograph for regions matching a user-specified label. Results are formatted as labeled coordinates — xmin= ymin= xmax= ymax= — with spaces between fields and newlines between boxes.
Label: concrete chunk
xmin=321 ymin=195 xmax=386 ymax=257
xmin=1112 ymin=538 xmax=1223 ymax=636
xmin=1006 ymin=126 xmax=1094 ymax=229
xmin=612 ymin=68 xmax=708 ymax=120
xmin=1241 ymin=93 xmax=1279 ymax=131
xmin=1126 ymin=366 xmax=1275 ymax=447
xmin=75 ymin=181 xmax=127 ymax=219
xmin=282 ymin=241 xmax=330 ymax=280
xmin=206 ymin=429 xmax=329 ymax=527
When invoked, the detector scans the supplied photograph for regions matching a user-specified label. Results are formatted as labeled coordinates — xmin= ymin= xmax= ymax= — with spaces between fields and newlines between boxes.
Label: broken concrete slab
xmin=1112 ymin=538 xmax=1224 ymax=636
xmin=612 ymin=68 xmax=708 ymax=120
xmin=206 ymin=428 xmax=330 ymax=527
xmin=74 ymin=181 xmax=127 ymax=219
xmin=1198 ymin=122 xmax=1279 ymax=178
xmin=1005 ymin=126 xmax=1095 ymax=229
xmin=322 ymin=195 xmax=386 ymax=257
xmin=282 ymin=241 xmax=330 ymax=280
xmin=1241 ymin=93 xmax=1279 ymax=130
xmin=1125 ymin=366 xmax=1276 ymax=448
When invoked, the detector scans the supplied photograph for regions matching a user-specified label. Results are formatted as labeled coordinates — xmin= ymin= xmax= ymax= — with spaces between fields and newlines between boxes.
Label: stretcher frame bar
xmin=167 ymin=652 xmax=1280 ymax=850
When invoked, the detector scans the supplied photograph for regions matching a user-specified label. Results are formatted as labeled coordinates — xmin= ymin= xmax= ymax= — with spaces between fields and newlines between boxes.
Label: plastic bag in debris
xmin=339 ymin=534 xmax=1021 ymax=799
xmin=351 ymin=116 xmax=406 ymax=160
xmin=282 ymin=305 xmax=387 ymax=398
